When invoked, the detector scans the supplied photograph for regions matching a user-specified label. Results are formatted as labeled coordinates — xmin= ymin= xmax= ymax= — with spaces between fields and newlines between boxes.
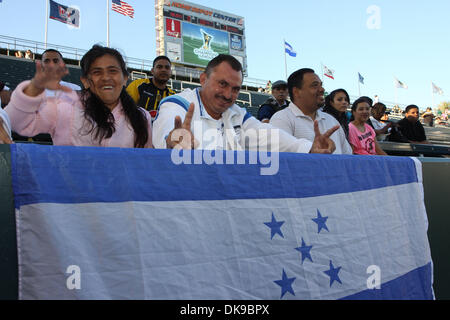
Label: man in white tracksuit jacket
xmin=152 ymin=54 xmax=338 ymax=155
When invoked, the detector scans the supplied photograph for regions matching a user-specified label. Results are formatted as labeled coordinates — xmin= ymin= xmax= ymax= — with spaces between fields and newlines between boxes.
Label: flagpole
xmin=107 ymin=0 xmax=110 ymax=47
xmin=432 ymin=82 xmax=435 ymax=109
xmin=358 ymin=73 xmax=361 ymax=96
xmin=284 ymin=39 xmax=287 ymax=80
xmin=320 ymin=62 xmax=324 ymax=83
xmin=45 ymin=0 xmax=49 ymax=49
xmin=395 ymin=86 xmax=398 ymax=108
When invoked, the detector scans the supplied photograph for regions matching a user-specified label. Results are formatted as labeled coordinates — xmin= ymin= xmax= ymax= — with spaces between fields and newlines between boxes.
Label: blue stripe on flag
xmin=11 ymin=144 xmax=419 ymax=207
xmin=285 ymin=41 xmax=297 ymax=57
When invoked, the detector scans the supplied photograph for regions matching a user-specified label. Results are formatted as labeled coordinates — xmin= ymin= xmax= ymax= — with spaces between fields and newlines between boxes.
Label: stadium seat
xmin=238 ymin=92 xmax=250 ymax=103
xmin=250 ymin=91 xmax=271 ymax=107
xmin=170 ymin=79 xmax=182 ymax=92
xmin=0 ymin=55 xmax=82 ymax=90
xmin=181 ymin=82 xmax=201 ymax=90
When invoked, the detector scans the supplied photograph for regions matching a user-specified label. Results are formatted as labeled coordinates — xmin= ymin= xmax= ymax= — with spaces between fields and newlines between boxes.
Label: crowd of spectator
xmin=436 ymin=108 xmax=449 ymax=125
xmin=0 ymin=47 xmax=443 ymax=157
xmin=14 ymin=49 xmax=33 ymax=60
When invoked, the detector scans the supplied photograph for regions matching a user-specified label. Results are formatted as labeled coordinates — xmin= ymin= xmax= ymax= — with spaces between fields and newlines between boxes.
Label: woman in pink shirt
xmin=6 ymin=45 xmax=152 ymax=148
xmin=348 ymin=97 xmax=386 ymax=155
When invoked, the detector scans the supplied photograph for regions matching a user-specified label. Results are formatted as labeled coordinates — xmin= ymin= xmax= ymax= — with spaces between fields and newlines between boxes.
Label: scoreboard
xmin=155 ymin=0 xmax=247 ymax=75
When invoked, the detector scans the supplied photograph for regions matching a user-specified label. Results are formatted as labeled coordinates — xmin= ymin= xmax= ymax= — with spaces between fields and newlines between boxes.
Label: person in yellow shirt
xmin=126 ymin=56 xmax=176 ymax=120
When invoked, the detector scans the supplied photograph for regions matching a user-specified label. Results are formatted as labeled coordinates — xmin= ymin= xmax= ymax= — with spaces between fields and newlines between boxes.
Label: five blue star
xmin=324 ymin=260 xmax=342 ymax=287
xmin=268 ymin=209 xmax=339 ymax=296
xmin=295 ymin=238 xmax=313 ymax=264
xmin=312 ymin=210 xmax=329 ymax=233
xmin=274 ymin=269 xmax=296 ymax=299
xmin=264 ymin=213 xmax=285 ymax=239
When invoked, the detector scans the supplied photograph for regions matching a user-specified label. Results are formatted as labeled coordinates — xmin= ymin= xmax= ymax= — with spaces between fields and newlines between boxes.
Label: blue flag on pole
xmin=10 ymin=144 xmax=433 ymax=299
xmin=49 ymin=0 xmax=80 ymax=28
xmin=358 ymin=72 xmax=365 ymax=84
xmin=285 ymin=41 xmax=297 ymax=57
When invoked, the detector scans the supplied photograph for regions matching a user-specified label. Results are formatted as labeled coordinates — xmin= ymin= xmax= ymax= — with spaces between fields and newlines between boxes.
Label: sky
xmin=1 ymin=0 xmax=449 ymax=111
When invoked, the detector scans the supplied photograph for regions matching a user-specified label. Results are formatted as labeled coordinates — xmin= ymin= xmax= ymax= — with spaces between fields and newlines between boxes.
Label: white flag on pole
xmin=394 ymin=77 xmax=408 ymax=89
xmin=432 ymin=82 xmax=443 ymax=95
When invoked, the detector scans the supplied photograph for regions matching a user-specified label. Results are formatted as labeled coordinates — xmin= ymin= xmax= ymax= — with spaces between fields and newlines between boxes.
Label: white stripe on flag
xmin=285 ymin=41 xmax=297 ymax=57
xmin=11 ymin=145 xmax=433 ymax=300
xmin=17 ymin=184 xmax=431 ymax=299
xmin=112 ymin=1 xmax=134 ymax=18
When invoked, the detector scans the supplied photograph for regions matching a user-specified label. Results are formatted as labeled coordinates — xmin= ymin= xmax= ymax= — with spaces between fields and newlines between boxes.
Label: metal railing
xmin=172 ymin=65 xmax=203 ymax=82
xmin=0 ymin=34 xmax=154 ymax=71
xmin=130 ymin=71 xmax=148 ymax=80
xmin=0 ymin=35 xmax=87 ymax=63
xmin=0 ymin=34 xmax=409 ymax=109
xmin=0 ymin=35 xmax=270 ymax=91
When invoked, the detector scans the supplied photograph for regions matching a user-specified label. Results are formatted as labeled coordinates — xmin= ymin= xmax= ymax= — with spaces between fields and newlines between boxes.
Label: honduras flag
xmin=10 ymin=144 xmax=433 ymax=299
xmin=284 ymin=41 xmax=297 ymax=57
xmin=358 ymin=72 xmax=365 ymax=85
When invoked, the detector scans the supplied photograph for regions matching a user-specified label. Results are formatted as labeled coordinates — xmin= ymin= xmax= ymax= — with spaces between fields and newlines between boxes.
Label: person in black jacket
xmin=257 ymin=80 xmax=289 ymax=123
xmin=397 ymin=105 xmax=429 ymax=144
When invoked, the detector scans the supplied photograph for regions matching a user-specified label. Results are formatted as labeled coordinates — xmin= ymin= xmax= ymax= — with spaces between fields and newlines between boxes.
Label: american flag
xmin=112 ymin=0 xmax=134 ymax=18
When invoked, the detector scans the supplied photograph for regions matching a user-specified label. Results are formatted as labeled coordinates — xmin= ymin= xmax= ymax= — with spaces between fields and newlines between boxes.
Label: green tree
xmin=437 ymin=101 xmax=450 ymax=113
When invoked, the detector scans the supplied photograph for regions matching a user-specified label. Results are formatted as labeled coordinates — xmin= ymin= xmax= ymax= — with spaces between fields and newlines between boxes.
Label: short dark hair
xmin=42 ymin=49 xmax=63 ymax=60
xmin=359 ymin=96 xmax=373 ymax=107
xmin=405 ymin=104 xmax=419 ymax=113
xmin=153 ymin=55 xmax=171 ymax=67
xmin=351 ymin=97 xmax=371 ymax=112
xmin=287 ymin=68 xmax=315 ymax=101
xmin=205 ymin=54 xmax=242 ymax=77
xmin=372 ymin=102 xmax=386 ymax=112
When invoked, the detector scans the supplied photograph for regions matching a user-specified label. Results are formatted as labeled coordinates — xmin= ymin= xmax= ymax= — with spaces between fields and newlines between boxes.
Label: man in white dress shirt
xmin=270 ymin=68 xmax=352 ymax=155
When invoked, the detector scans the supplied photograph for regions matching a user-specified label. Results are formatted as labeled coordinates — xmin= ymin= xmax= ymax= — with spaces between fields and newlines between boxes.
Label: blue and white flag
xmin=394 ymin=77 xmax=408 ymax=89
xmin=49 ymin=0 xmax=80 ymax=28
xmin=11 ymin=144 xmax=433 ymax=300
xmin=432 ymin=82 xmax=443 ymax=95
xmin=358 ymin=72 xmax=365 ymax=84
xmin=284 ymin=41 xmax=297 ymax=57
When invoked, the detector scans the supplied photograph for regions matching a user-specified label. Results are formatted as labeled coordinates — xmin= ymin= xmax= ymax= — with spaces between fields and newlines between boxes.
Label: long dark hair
xmin=323 ymin=89 xmax=350 ymax=137
xmin=350 ymin=97 xmax=371 ymax=122
xmin=80 ymin=45 xmax=148 ymax=148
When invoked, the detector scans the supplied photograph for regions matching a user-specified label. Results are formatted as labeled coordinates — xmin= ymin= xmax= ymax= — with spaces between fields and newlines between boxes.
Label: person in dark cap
xmin=257 ymin=80 xmax=290 ymax=123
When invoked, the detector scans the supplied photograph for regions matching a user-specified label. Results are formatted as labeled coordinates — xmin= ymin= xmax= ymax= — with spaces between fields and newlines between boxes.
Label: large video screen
xmin=161 ymin=0 xmax=247 ymax=74
xmin=182 ymin=22 xmax=229 ymax=65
